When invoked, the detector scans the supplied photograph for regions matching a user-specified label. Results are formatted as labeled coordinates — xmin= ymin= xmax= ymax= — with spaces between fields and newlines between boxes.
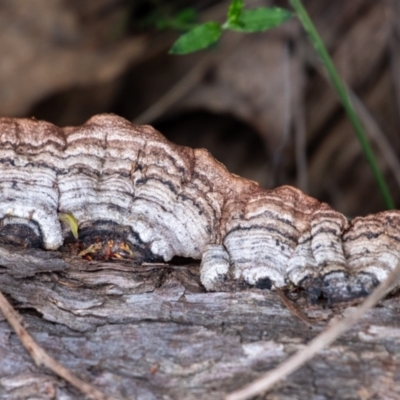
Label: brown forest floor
xmin=1 ymin=0 xmax=398 ymax=214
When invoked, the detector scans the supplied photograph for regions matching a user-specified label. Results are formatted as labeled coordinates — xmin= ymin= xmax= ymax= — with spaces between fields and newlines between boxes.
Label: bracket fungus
xmin=0 ymin=114 xmax=399 ymax=302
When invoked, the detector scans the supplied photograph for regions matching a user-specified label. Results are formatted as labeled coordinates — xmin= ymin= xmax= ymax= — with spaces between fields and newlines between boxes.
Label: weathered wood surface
xmin=0 ymin=245 xmax=399 ymax=400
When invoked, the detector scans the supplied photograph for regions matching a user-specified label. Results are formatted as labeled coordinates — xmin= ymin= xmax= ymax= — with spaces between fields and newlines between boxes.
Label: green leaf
xmin=169 ymin=22 xmax=222 ymax=54
xmin=227 ymin=7 xmax=293 ymax=32
xmin=227 ymin=0 xmax=244 ymax=25
xmin=59 ymin=213 xmax=79 ymax=239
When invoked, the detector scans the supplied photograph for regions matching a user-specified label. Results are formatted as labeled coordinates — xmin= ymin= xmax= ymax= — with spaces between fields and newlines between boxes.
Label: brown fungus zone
xmin=0 ymin=114 xmax=399 ymax=302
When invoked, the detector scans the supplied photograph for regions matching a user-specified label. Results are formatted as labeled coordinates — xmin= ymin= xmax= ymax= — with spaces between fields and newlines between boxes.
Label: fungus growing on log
xmin=0 ymin=114 xmax=399 ymax=302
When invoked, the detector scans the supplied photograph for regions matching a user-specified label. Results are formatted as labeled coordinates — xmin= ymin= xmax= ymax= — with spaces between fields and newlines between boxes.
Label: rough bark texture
xmin=0 ymin=244 xmax=399 ymax=400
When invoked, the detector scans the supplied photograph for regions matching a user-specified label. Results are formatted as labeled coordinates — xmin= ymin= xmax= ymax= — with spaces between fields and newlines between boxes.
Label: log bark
xmin=0 ymin=244 xmax=399 ymax=400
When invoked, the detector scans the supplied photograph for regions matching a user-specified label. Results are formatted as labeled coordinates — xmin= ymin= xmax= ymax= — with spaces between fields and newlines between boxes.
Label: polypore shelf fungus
xmin=0 ymin=114 xmax=399 ymax=302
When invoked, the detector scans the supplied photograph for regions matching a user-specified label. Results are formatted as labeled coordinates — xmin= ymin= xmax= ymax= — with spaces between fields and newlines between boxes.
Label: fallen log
xmin=1 ymin=245 xmax=400 ymax=399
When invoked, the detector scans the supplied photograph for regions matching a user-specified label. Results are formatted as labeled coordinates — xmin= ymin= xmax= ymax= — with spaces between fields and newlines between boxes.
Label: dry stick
xmin=134 ymin=34 xmax=244 ymax=125
xmin=275 ymin=288 xmax=314 ymax=327
xmin=133 ymin=1 xmax=232 ymax=125
xmin=291 ymin=33 xmax=308 ymax=193
xmin=0 ymin=290 xmax=122 ymax=400
xmin=133 ymin=52 xmax=215 ymax=124
xmin=226 ymin=260 xmax=400 ymax=400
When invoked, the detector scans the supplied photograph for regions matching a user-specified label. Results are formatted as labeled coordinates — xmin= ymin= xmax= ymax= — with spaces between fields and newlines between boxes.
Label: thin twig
xmin=133 ymin=52 xmax=215 ymax=124
xmin=275 ymin=287 xmax=314 ymax=327
xmin=290 ymin=25 xmax=308 ymax=193
xmin=133 ymin=0 xmax=232 ymax=125
xmin=0 ymin=290 xmax=122 ymax=400
xmin=226 ymin=260 xmax=400 ymax=400
xmin=134 ymin=31 xmax=244 ymax=124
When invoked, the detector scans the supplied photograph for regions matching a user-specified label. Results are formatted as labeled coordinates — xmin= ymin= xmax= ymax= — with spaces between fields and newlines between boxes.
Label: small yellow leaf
xmin=59 ymin=213 xmax=79 ymax=239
